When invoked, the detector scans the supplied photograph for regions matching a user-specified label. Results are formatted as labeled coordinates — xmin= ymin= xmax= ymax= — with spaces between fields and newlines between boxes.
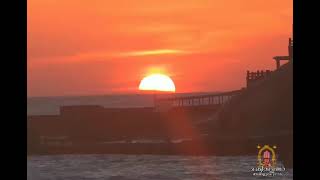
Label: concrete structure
xmin=246 ymin=70 xmax=272 ymax=88
xmin=273 ymin=38 xmax=293 ymax=69
xmin=246 ymin=33 xmax=293 ymax=88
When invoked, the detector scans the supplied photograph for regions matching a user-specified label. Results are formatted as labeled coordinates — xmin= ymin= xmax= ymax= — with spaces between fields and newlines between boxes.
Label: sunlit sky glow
xmin=120 ymin=49 xmax=187 ymax=57
xmin=28 ymin=0 xmax=292 ymax=97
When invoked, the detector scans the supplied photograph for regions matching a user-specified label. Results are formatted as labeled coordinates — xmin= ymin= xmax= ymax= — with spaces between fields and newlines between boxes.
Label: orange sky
xmin=27 ymin=0 xmax=292 ymax=97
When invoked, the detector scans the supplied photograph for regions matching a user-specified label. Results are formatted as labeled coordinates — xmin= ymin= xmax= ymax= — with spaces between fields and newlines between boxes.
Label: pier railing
xmin=154 ymin=90 xmax=242 ymax=110
xmin=246 ymin=70 xmax=272 ymax=88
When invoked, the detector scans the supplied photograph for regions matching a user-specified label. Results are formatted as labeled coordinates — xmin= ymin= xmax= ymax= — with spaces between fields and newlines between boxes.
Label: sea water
xmin=27 ymin=154 xmax=293 ymax=180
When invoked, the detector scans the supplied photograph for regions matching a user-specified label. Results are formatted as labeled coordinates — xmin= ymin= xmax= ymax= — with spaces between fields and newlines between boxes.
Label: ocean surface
xmin=27 ymin=93 xmax=219 ymax=115
xmin=27 ymin=154 xmax=293 ymax=180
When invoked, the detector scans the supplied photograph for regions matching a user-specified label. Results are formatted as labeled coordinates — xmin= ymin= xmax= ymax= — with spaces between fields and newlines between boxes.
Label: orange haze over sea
xmin=28 ymin=0 xmax=292 ymax=97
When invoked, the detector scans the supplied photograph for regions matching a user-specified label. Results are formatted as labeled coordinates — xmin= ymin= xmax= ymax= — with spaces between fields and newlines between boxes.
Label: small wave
xmin=107 ymin=175 xmax=139 ymax=180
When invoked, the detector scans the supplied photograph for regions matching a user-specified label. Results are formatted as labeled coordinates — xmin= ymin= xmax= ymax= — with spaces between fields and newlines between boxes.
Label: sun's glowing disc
xmin=139 ymin=74 xmax=176 ymax=92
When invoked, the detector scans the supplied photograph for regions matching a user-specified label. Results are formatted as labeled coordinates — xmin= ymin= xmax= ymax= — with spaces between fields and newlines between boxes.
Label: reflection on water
xmin=27 ymin=154 xmax=293 ymax=180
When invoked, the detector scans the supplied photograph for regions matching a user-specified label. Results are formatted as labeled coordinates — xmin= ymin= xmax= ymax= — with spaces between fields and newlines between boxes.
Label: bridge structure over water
xmin=154 ymin=26 xmax=293 ymax=112
xmin=154 ymin=90 xmax=242 ymax=111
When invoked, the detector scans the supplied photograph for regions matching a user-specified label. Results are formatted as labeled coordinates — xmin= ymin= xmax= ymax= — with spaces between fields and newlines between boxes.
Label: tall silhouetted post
xmin=276 ymin=59 xmax=281 ymax=69
xmin=288 ymin=38 xmax=293 ymax=61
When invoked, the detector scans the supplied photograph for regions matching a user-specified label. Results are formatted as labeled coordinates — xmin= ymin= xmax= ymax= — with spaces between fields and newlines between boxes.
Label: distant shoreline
xmin=27 ymin=91 xmax=224 ymax=99
xmin=27 ymin=91 xmax=225 ymax=115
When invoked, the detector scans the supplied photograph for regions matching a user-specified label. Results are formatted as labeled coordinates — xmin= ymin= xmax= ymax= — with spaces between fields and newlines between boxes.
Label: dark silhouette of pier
xmin=155 ymin=33 xmax=293 ymax=109
xmin=154 ymin=90 xmax=242 ymax=110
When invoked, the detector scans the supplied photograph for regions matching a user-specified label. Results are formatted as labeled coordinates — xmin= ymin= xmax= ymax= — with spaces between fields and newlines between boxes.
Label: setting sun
xmin=139 ymin=74 xmax=176 ymax=92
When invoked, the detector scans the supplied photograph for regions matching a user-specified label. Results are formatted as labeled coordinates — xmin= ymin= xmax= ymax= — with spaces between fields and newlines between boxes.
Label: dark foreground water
xmin=27 ymin=155 xmax=293 ymax=180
